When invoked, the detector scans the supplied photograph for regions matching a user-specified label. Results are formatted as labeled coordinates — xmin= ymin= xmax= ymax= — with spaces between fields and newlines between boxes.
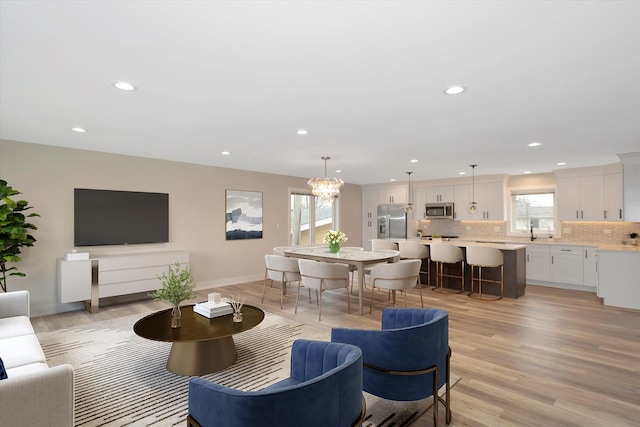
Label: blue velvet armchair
xmin=187 ymin=339 xmax=364 ymax=427
xmin=331 ymin=308 xmax=451 ymax=425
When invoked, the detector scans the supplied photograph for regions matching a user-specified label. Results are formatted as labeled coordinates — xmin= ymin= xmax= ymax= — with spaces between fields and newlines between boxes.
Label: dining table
xmin=282 ymin=246 xmax=400 ymax=315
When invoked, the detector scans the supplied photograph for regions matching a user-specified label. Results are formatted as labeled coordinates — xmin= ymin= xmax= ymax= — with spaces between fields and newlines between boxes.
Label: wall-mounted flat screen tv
xmin=74 ymin=189 xmax=169 ymax=246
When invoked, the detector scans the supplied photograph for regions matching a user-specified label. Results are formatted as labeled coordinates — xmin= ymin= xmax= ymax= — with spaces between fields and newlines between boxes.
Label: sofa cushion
xmin=0 ymin=357 xmax=7 ymax=380
xmin=0 ymin=316 xmax=35 ymax=339
xmin=0 ymin=335 xmax=46 ymax=369
xmin=5 ymin=362 xmax=49 ymax=378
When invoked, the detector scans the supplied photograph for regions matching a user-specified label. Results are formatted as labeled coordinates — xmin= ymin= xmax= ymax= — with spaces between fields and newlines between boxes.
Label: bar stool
xmin=466 ymin=246 xmax=504 ymax=301
xmin=398 ymin=241 xmax=431 ymax=287
xmin=430 ymin=244 xmax=465 ymax=294
xmin=371 ymin=239 xmax=398 ymax=251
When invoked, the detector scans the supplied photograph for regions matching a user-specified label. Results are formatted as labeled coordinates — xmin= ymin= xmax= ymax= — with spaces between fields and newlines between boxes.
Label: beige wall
xmin=0 ymin=139 xmax=362 ymax=315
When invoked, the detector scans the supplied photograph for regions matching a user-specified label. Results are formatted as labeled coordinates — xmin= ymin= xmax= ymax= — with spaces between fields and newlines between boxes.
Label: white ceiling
xmin=1 ymin=1 xmax=639 ymax=185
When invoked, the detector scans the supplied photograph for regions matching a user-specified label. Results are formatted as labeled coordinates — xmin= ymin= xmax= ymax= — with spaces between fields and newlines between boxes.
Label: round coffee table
xmin=134 ymin=304 xmax=265 ymax=376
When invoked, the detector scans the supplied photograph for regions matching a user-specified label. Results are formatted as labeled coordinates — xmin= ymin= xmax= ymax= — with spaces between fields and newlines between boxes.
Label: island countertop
xmin=388 ymin=238 xmax=527 ymax=251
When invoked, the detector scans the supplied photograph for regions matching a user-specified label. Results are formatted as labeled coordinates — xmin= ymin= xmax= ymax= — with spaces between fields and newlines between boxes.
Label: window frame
xmin=289 ymin=188 xmax=339 ymax=246
xmin=506 ymin=184 xmax=560 ymax=238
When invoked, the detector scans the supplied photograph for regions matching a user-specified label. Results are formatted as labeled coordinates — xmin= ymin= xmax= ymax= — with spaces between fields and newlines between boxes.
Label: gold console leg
xmin=167 ymin=336 xmax=238 ymax=376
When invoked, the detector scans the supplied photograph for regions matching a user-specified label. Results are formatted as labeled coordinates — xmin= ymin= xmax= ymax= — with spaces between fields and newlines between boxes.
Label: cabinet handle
xmin=620 ymin=209 xmax=622 ymax=219
xmin=581 ymin=210 xmax=584 ymax=219
xmin=604 ymin=210 xmax=607 ymax=219
xmin=527 ymin=254 xmax=530 ymax=262
xmin=585 ymin=249 xmax=587 ymax=258
xmin=576 ymin=210 xmax=579 ymax=219
xmin=561 ymin=249 xmax=571 ymax=252
xmin=551 ymin=256 xmax=554 ymax=264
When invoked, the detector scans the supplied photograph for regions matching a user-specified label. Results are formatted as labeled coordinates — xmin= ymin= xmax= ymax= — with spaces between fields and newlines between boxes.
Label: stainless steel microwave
xmin=425 ymin=203 xmax=455 ymax=219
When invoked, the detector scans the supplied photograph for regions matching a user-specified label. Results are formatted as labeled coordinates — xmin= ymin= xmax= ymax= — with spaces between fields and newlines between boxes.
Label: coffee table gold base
xmin=167 ymin=336 xmax=238 ymax=376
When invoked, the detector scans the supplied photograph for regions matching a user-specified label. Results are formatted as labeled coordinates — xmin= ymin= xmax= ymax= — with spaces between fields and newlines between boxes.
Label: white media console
xmin=57 ymin=250 xmax=190 ymax=313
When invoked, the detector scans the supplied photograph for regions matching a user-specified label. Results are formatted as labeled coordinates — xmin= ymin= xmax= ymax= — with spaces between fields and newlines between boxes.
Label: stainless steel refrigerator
xmin=377 ymin=204 xmax=407 ymax=239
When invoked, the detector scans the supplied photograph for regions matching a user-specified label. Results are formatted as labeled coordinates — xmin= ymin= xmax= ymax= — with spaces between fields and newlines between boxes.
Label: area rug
xmin=37 ymin=312 xmax=458 ymax=427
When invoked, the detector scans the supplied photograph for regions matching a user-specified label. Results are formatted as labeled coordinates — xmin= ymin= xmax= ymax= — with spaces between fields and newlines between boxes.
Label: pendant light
xmin=307 ymin=156 xmax=344 ymax=203
xmin=404 ymin=171 xmax=414 ymax=213
xmin=468 ymin=164 xmax=478 ymax=214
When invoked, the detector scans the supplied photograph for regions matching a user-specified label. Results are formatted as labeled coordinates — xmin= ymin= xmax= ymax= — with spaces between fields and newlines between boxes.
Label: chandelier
xmin=307 ymin=156 xmax=344 ymax=203
xmin=468 ymin=164 xmax=478 ymax=214
xmin=404 ymin=171 xmax=414 ymax=213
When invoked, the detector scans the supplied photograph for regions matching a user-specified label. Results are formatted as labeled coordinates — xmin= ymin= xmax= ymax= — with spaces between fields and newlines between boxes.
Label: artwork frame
xmin=225 ymin=189 xmax=263 ymax=240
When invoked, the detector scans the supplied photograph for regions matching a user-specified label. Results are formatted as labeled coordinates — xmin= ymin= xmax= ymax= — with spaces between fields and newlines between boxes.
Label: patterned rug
xmin=37 ymin=312 xmax=458 ymax=426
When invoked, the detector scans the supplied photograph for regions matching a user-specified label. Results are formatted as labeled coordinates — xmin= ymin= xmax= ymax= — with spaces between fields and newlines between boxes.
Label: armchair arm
xmin=0 ymin=290 xmax=30 ymax=318
xmin=289 ymin=339 xmax=358 ymax=383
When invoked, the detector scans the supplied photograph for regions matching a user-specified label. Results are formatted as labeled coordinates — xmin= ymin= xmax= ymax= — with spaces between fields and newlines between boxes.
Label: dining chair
xmin=297 ymin=259 xmax=351 ymax=321
xmin=368 ymin=259 xmax=423 ymax=313
xmin=371 ymin=239 xmax=399 ymax=251
xmin=263 ymin=254 xmax=302 ymax=309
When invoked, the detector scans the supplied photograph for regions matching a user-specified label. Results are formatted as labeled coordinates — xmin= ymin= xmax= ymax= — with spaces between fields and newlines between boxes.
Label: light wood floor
xmin=32 ymin=282 xmax=640 ymax=427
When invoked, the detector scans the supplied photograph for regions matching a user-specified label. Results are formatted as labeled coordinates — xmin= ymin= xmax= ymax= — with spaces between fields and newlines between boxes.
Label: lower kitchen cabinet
xmin=549 ymin=246 xmax=584 ymax=285
xmin=526 ymin=245 xmax=550 ymax=281
xmin=583 ymin=247 xmax=599 ymax=288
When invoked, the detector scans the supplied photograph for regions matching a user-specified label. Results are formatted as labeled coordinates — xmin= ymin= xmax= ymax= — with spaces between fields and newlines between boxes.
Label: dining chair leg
xmin=345 ymin=283 xmax=351 ymax=314
xmin=295 ymin=283 xmax=301 ymax=314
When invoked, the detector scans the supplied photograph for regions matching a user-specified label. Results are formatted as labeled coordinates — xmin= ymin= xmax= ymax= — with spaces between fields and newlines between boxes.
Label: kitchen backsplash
xmin=414 ymin=220 xmax=639 ymax=245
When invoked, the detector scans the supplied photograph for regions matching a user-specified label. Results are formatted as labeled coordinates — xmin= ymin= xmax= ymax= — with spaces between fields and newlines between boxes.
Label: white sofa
xmin=0 ymin=290 xmax=74 ymax=426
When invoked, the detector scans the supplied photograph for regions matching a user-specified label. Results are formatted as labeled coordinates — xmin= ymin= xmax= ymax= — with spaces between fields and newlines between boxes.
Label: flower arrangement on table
xmin=323 ymin=230 xmax=348 ymax=253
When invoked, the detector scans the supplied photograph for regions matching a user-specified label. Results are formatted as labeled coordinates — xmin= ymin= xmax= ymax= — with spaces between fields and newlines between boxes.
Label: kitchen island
xmin=389 ymin=238 xmax=527 ymax=298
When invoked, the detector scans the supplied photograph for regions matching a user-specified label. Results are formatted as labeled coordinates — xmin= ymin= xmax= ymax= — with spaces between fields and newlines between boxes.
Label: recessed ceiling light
xmin=71 ymin=127 xmax=87 ymax=133
xmin=523 ymin=171 xmax=532 ymax=174
xmin=335 ymin=169 xmax=342 ymax=173
xmin=410 ymin=159 xmax=418 ymax=163
xmin=528 ymin=142 xmax=542 ymax=147
xmin=390 ymin=178 xmax=396 ymax=182
xmin=458 ymin=171 xmax=466 ymax=175
xmin=557 ymin=162 xmax=567 ymax=166
xmin=444 ymin=86 xmax=466 ymax=95
xmin=296 ymin=129 xmax=308 ymax=135
xmin=221 ymin=151 xmax=230 ymax=155
xmin=112 ymin=81 xmax=137 ymax=91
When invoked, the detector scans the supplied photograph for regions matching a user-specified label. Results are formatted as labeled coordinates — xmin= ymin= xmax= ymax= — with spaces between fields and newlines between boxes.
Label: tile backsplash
xmin=414 ymin=219 xmax=640 ymax=245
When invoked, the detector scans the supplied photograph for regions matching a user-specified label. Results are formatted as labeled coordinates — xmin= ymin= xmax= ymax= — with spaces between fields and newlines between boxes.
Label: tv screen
xmin=74 ymin=189 xmax=169 ymax=246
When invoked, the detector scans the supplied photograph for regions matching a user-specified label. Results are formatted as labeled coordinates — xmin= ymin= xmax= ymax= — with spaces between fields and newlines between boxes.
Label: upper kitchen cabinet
xmin=362 ymin=189 xmax=378 ymax=222
xmin=425 ymin=185 xmax=454 ymax=203
xmin=604 ymin=168 xmax=623 ymax=221
xmin=618 ymin=153 xmax=639 ymax=222
xmin=378 ymin=186 xmax=407 ymax=204
xmin=454 ymin=181 xmax=505 ymax=220
xmin=412 ymin=186 xmax=427 ymax=220
xmin=555 ymin=164 xmax=622 ymax=221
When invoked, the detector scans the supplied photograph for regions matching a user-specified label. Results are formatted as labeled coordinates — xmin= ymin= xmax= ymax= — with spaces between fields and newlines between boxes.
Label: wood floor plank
xmin=32 ymin=282 xmax=640 ymax=426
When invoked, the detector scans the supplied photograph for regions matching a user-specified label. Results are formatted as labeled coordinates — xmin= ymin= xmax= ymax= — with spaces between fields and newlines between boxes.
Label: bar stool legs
xmin=469 ymin=264 xmax=503 ymax=301
xmin=432 ymin=260 xmax=465 ymax=294
xmin=466 ymin=246 xmax=504 ymax=301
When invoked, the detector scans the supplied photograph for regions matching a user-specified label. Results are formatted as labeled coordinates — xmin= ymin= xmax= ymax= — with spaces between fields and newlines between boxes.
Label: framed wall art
xmin=225 ymin=189 xmax=263 ymax=240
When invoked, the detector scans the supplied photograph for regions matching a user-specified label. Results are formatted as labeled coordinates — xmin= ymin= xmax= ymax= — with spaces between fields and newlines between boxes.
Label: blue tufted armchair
xmin=187 ymin=339 xmax=365 ymax=427
xmin=331 ymin=308 xmax=451 ymax=425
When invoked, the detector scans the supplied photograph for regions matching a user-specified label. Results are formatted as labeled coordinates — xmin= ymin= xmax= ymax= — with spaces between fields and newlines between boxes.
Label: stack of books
xmin=193 ymin=301 xmax=233 ymax=318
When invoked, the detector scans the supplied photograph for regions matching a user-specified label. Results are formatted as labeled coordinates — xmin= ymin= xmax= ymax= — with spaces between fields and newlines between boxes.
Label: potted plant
xmin=0 ymin=180 xmax=40 ymax=293
xmin=629 ymin=232 xmax=638 ymax=246
xmin=149 ymin=262 xmax=196 ymax=328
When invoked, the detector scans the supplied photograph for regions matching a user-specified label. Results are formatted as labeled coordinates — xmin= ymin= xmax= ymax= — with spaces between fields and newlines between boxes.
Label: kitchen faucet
xmin=530 ymin=226 xmax=536 ymax=241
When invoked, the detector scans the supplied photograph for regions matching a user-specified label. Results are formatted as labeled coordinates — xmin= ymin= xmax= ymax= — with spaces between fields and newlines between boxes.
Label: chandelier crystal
xmin=307 ymin=157 xmax=344 ymax=203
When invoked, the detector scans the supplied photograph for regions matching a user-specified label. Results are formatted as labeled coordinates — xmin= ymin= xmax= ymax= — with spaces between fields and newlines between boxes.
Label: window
xmin=290 ymin=192 xmax=338 ymax=245
xmin=509 ymin=189 xmax=556 ymax=236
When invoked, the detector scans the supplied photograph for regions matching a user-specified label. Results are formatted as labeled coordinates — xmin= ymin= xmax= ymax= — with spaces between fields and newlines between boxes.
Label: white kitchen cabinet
xmin=361 ymin=219 xmax=376 ymax=251
xmin=556 ymin=175 xmax=605 ymax=221
xmin=526 ymin=244 xmax=550 ymax=282
xmin=549 ymin=246 xmax=584 ymax=285
xmin=425 ymin=185 xmax=454 ymax=203
xmin=456 ymin=182 xmax=505 ymax=220
xmin=362 ymin=189 xmax=378 ymax=221
xmin=604 ymin=171 xmax=623 ymax=221
xmin=378 ymin=187 xmax=407 ymax=204
xmin=412 ymin=186 xmax=427 ymax=220
xmin=583 ymin=246 xmax=598 ymax=289
xmin=453 ymin=184 xmax=470 ymax=220
xmin=599 ymin=250 xmax=640 ymax=309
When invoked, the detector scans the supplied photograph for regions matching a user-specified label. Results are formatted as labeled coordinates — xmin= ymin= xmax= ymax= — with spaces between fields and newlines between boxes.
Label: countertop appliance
xmin=377 ymin=204 xmax=407 ymax=239
xmin=425 ymin=203 xmax=455 ymax=219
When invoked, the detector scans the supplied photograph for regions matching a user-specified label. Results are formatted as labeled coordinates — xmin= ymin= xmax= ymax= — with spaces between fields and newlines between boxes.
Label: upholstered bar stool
xmin=371 ymin=239 xmax=399 ymax=251
xmin=466 ymin=246 xmax=504 ymax=301
xmin=430 ymin=244 xmax=465 ymax=294
xmin=398 ymin=241 xmax=431 ymax=287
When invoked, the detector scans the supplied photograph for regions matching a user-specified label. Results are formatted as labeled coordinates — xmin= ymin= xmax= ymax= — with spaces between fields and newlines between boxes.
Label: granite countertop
xmin=396 ymin=237 xmax=640 ymax=252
